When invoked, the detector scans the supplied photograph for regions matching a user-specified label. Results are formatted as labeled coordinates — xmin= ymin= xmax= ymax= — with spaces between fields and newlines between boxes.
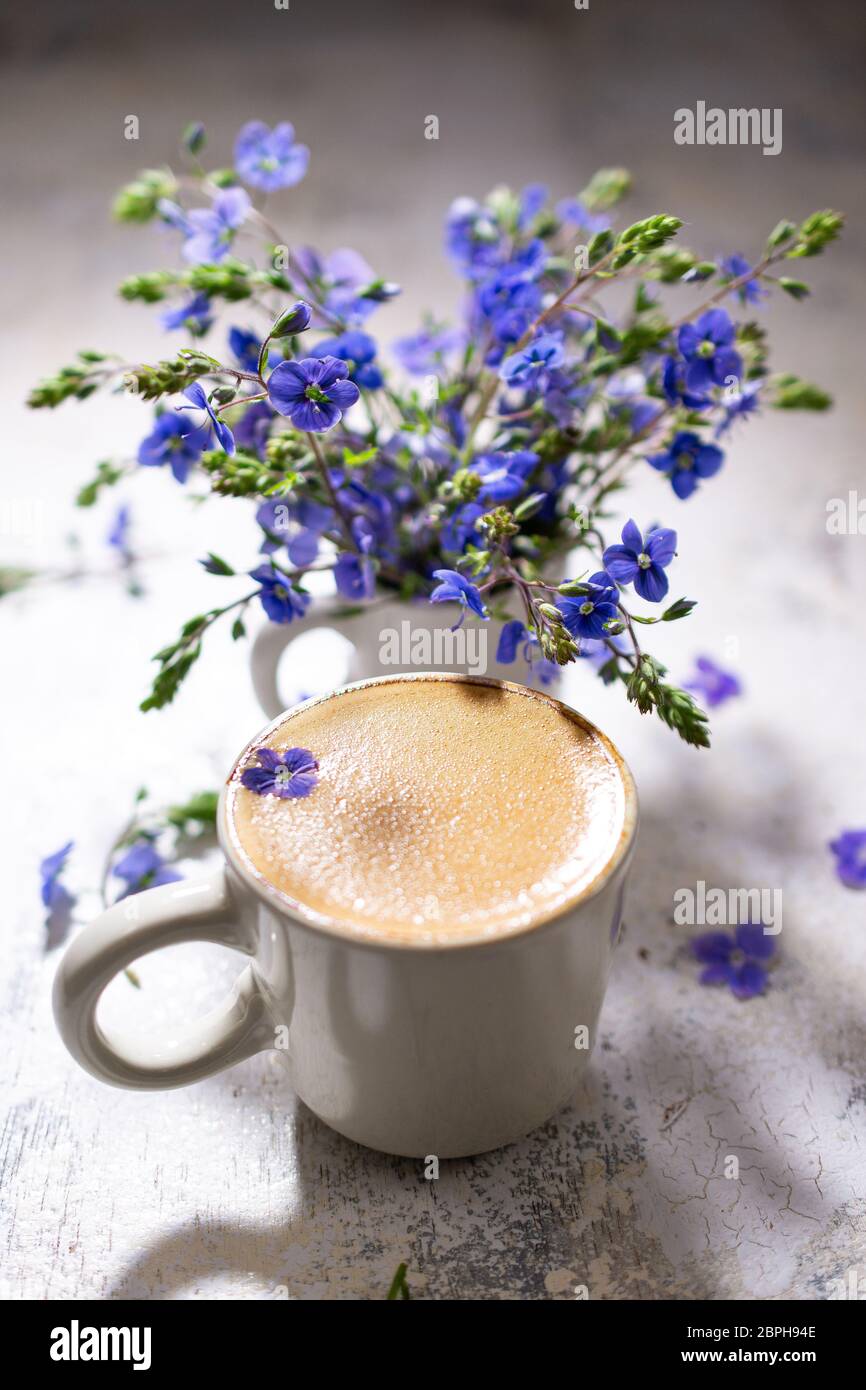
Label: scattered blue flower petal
xmin=684 ymin=656 xmax=742 ymax=707
xmin=829 ymin=830 xmax=866 ymax=889
xmin=692 ymin=922 xmax=775 ymax=999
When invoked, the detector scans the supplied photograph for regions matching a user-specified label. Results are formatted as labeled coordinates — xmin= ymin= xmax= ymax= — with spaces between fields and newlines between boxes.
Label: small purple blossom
xmin=721 ymin=254 xmax=767 ymax=307
xmin=603 ymin=519 xmax=677 ymax=603
xmin=828 ymin=831 xmax=866 ymax=889
xmin=715 ymin=380 xmax=762 ymax=438
xmin=294 ymin=246 xmax=399 ymax=325
xmin=113 ymin=841 xmax=182 ymax=898
xmin=500 ymin=333 xmax=565 ymax=387
xmin=676 ymin=309 xmax=742 ymax=396
xmin=267 ymin=356 xmax=360 ymax=432
xmin=557 ymin=571 xmax=619 ymax=641
xmin=250 ymin=563 xmax=312 ymax=624
xmin=241 ymin=746 xmax=319 ymax=799
xmin=470 ymin=449 xmax=539 ymax=504
xmin=334 ymin=519 xmax=376 ymax=600
xmin=40 ymin=841 xmax=75 ymax=913
xmin=161 ymin=293 xmax=212 ymax=334
xmin=182 ymin=382 xmax=236 ymax=455
xmin=684 ymin=656 xmax=742 ymax=707
xmin=234 ymin=121 xmax=310 ymax=192
xmin=137 ymin=412 xmax=209 ymax=483
xmin=393 ymin=325 xmax=462 ymax=376
xmin=496 ymin=620 xmax=560 ymax=685
xmin=310 ymin=331 xmax=383 ymax=390
xmin=445 ymin=197 xmax=503 ymax=279
xmin=106 ymin=504 xmax=132 ymax=560
xmin=692 ymin=922 xmax=775 ymax=1000
xmin=162 ymin=188 xmax=250 ymax=265
xmin=430 ymin=569 xmax=488 ymax=626
xmin=648 ymin=431 xmax=724 ymax=500
xmin=555 ymin=198 xmax=610 ymax=235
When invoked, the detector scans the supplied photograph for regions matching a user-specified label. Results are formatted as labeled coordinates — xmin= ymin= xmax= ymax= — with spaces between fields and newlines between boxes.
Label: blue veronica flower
xmin=161 ymin=293 xmax=212 ymax=334
xmin=229 ymin=327 xmax=266 ymax=373
xmin=232 ymin=400 xmax=274 ymax=460
xmin=578 ymin=633 xmax=629 ymax=674
xmin=445 ymin=197 xmax=503 ymax=279
xmin=517 ymin=183 xmax=549 ymax=228
xmin=647 ymin=431 xmax=724 ymax=500
xmin=683 ymin=656 xmax=742 ymax=708
xmin=500 ymin=333 xmax=565 ymax=387
xmin=234 ymin=121 xmax=310 ymax=192
xmin=720 ymin=254 xmax=767 ymax=307
xmin=137 ymin=413 xmax=209 ymax=483
xmin=250 ymin=564 xmax=312 ymax=624
xmin=715 ymin=380 xmax=762 ymax=438
xmin=256 ymin=497 xmax=333 ymax=564
xmin=557 ymin=571 xmax=619 ymax=641
xmin=334 ymin=550 xmax=376 ymax=600
xmin=555 ymin=198 xmax=610 ymax=235
xmin=182 ymin=382 xmax=236 ymax=455
xmin=310 ymin=331 xmax=383 ymax=389
xmin=692 ymin=922 xmax=775 ymax=999
xmin=165 ymin=188 xmax=250 ymax=265
xmin=828 ymin=830 xmax=866 ymax=889
xmin=430 ymin=569 xmax=488 ymax=626
xmin=113 ymin=841 xmax=182 ymax=898
xmin=40 ymin=841 xmax=75 ymax=912
xmin=662 ymin=354 xmax=713 ymax=411
xmin=441 ymin=502 xmax=485 ymax=556
xmin=294 ymin=246 xmax=399 ymax=326
xmin=496 ymin=620 xmax=560 ymax=685
xmin=241 ymin=746 xmax=319 ymax=799
xmin=267 ymin=356 xmax=360 ymax=432
xmin=392 ymin=325 xmax=463 ymax=376
xmin=603 ymin=519 xmax=677 ymax=602
xmin=676 ymin=309 xmax=742 ymax=395
xmin=334 ymin=518 xmax=376 ymax=600
xmin=543 ymin=370 xmax=591 ymax=428
xmin=470 ymin=449 xmax=539 ymax=504
xmin=106 ymin=504 xmax=132 ymax=559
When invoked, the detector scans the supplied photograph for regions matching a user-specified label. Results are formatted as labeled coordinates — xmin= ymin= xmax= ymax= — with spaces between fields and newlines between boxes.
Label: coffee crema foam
xmin=226 ymin=677 xmax=627 ymax=944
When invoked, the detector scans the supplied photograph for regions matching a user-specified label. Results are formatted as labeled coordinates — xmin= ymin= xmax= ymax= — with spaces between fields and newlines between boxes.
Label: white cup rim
xmin=219 ymin=672 xmax=639 ymax=953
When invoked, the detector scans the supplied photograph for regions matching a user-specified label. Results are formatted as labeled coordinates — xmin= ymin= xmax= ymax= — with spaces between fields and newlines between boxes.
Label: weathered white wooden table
xmin=2 ymin=0 xmax=864 ymax=1301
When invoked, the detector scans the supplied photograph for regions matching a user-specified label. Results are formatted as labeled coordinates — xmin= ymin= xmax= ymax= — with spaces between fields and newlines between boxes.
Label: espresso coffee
xmin=226 ymin=675 xmax=628 ymax=944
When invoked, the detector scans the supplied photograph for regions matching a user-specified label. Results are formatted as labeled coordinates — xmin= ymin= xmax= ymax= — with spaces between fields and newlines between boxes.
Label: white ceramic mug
xmin=249 ymin=590 xmax=551 ymax=719
xmin=53 ymin=675 xmax=638 ymax=1158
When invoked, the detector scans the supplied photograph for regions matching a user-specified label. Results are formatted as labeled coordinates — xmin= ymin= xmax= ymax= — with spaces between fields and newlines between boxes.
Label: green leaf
xmin=777 ymin=277 xmax=810 ymax=301
xmin=767 ymin=219 xmax=796 ymax=250
xmin=661 ymin=597 xmax=697 ymax=621
xmin=771 ymin=375 xmax=832 ymax=410
xmin=165 ymin=790 xmax=220 ymax=832
xmin=342 ymin=446 xmax=377 ymax=468
xmin=76 ymin=461 xmax=124 ymax=507
xmin=112 ymin=168 xmax=177 ymax=223
xmin=202 ymin=552 xmax=235 ymax=576
xmin=579 ymin=167 xmax=631 ymax=212
xmin=386 ymin=1263 xmax=411 ymax=1301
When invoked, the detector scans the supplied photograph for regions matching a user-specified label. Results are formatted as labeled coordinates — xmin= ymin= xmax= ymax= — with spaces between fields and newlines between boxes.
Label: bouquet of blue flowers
xmin=28 ymin=119 xmax=842 ymax=746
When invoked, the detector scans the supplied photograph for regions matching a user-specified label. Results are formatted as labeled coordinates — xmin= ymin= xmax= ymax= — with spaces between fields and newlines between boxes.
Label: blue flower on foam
xmin=241 ymin=747 xmax=319 ymax=798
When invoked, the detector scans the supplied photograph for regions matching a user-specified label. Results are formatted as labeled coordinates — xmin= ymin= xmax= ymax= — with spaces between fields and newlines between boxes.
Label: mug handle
xmin=250 ymin=596 xmax=367 ymax=719
xmin=53 ymin=866 xmax=274 ymax=1090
